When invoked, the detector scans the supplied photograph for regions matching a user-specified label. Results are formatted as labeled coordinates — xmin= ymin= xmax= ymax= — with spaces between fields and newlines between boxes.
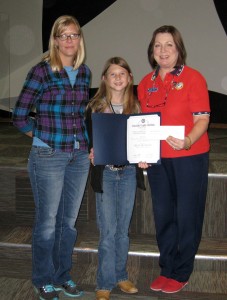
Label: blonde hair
xmin=89 ymin=57 xmax=140 ymax=114
xmin=42 ymin=15 xmax=85 ymax=71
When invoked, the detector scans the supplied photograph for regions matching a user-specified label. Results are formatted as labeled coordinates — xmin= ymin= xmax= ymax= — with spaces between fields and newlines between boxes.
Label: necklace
xmin=110 ymin=101 xmax=123 ymax=114
xmin=146 ymin=65 xmax=184 ymax=108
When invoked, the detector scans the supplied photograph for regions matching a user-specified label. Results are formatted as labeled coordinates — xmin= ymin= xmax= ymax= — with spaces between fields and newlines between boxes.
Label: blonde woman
xmin=13 ymin=15 xmax=91 ymax=300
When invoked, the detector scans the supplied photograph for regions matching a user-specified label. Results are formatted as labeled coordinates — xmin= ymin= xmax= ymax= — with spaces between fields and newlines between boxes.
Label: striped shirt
xmin=13 ymin=61 xmax=91 ymax=152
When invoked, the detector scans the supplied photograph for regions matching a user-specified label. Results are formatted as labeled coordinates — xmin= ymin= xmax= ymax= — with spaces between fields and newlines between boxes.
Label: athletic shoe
xmin=150 ymin=276 xmax=168 ymax=291
xmin=54 ymin=280 xmax=83 ymax=297
xmin=162 ymin=278 xmax=188 ymax=293
xmin=34 ymin=284 xmax=59 ymax=300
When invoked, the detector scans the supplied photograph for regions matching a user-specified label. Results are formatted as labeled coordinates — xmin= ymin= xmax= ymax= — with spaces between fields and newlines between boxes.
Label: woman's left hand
xmin=166 ymin=136 xmax=185 ymax=150
xmin=166 ymin=115 xmax=210 ymax=151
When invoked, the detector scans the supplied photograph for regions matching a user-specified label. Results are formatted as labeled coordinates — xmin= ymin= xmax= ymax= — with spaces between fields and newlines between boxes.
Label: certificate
xmin=91 ymin=113 xmax=184 ymax=165
xmin=127 ymin=114 xmax=161 ymax=163
xmin=127 ymin=114 xmax=184 ymax=163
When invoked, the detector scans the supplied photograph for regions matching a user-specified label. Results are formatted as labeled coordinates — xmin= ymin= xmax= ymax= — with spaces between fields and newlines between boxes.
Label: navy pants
xmin=147 ymin=153 xmax=209 ymax=282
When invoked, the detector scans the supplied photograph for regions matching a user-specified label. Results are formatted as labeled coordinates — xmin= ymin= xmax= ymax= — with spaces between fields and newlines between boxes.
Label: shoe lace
xmin=66 ymin=280 xmax=76 ymax=288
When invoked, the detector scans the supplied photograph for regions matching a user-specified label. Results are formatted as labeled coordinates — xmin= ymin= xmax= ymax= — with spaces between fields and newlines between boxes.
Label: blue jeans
xmin=96 ymin=165 xmax=137 ymax=291
xmin=147 ymin=153 xmax=209 ymax=282
xmin=28 ymin=146 xmax=90 ymax=287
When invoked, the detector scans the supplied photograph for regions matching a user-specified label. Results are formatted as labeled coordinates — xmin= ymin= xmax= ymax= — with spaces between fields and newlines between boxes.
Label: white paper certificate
xmin=127 ymin=114 xmax=185 ymax=163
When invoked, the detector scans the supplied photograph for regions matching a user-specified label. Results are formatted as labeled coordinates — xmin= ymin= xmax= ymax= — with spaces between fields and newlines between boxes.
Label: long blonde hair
xmin=42 ymin=15 xmax=85 ymax=71
xmin=89 ymin=57 xmax=140 ymax=114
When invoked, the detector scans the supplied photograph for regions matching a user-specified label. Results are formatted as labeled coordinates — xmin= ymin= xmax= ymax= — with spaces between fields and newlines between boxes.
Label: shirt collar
xmin=152 ymin=64 xmax=184 ymax=81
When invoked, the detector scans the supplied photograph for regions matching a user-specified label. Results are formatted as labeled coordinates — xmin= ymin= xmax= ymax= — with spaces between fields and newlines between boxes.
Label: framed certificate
xmin=91 ymin=113 xmax=184 ymax=165
xmin=126 ymin=114 xmax=161 ymax=163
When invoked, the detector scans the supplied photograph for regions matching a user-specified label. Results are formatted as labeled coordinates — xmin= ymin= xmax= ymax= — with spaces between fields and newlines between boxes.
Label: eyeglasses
xmin=146 ymin=98 xmax=166 ymax=108
xmin=146 ymin=90 xmax=168 ymax=108
xmin=56 ymin=34 xmax=80 ymax=41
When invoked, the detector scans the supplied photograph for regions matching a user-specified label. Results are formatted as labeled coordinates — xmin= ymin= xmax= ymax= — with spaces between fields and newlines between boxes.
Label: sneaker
xmin=150 ymin=276 xmax=168 ymax=291
xmin=162 ymin=278 xmax=188 ymax=293
xmin=34 ymin=284 xmax=59 ymax=300
xmin=54 ymin=280 xmax=83 ymax=297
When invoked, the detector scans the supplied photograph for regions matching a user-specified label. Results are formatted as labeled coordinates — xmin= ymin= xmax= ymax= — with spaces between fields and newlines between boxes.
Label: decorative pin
xmin=148 ymin=87 xmax=158 ymax=93
xmin=173 ymin=82 xmax=184 ymax=90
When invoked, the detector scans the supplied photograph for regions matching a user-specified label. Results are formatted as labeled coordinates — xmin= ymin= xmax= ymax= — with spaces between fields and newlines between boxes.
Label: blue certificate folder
xmin=91 ymin=112 xmax=161 ymax=165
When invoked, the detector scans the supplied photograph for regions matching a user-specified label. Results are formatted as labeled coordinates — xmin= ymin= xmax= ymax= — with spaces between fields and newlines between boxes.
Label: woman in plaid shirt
xmin=13 ymin=15 xmax=91 ymax=300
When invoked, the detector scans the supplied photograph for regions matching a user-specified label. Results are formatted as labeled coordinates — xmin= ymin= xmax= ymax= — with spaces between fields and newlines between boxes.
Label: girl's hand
xmin=138 ymin=162 xmax=151 ymax=169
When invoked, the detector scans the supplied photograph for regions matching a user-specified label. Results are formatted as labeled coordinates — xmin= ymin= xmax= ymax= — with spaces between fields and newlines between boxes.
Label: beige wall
xmin=83 ymin=0 xmax=227 ymax=92
xmin=0 ymin=0 xmax=42 ymax=109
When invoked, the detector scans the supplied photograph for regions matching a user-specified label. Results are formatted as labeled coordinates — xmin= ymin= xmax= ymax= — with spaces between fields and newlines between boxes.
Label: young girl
xmin=86 ymin=57 xmax=145 ymax=300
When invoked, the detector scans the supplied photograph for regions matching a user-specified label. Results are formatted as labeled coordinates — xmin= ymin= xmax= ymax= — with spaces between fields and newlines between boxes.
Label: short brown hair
xmin=147 ymin=25 xmax=187 ymax=68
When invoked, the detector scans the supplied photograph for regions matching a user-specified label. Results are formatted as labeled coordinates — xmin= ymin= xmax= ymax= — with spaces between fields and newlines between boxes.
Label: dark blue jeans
xmin=28 ymin=146 xmax=90 ymax=287
xmin=147 ymin=153 xmax=209 ymax=282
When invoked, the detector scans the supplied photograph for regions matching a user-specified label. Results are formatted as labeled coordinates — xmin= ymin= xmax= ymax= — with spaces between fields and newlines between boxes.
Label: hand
xmin=138 ymin=162 xmax=151 ymax=169
xmin=166 ymin=136 xmax=185 ymax=150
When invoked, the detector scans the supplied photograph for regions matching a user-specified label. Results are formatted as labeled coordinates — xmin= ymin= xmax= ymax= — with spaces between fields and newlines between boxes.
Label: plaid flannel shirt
xmin=13 ymin=61 xmax=91 ymax=152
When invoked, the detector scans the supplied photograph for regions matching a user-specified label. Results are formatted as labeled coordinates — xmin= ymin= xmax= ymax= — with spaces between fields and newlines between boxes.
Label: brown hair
xmin=147 ymin=25 xmax=187 ymax=68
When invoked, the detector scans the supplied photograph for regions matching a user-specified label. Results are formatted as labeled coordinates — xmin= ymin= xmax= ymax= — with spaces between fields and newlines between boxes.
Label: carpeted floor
xmin=0 ymin=122 xmax=227 ymax=300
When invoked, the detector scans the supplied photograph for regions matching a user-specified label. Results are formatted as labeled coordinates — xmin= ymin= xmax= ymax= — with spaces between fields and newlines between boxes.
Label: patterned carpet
xmin=0 ymin=223 xmax=227 ymax=299
xmin=0 ymin=122 xmax=227 ymax=300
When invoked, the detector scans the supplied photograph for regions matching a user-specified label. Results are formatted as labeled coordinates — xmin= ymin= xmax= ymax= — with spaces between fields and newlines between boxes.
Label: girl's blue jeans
xmin=96 ymin=165 xmax=137 ymax=291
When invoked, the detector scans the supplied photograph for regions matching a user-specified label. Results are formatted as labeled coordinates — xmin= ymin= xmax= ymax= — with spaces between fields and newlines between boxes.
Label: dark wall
xmin=42 ymin=0 xmax=116 ymax=52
